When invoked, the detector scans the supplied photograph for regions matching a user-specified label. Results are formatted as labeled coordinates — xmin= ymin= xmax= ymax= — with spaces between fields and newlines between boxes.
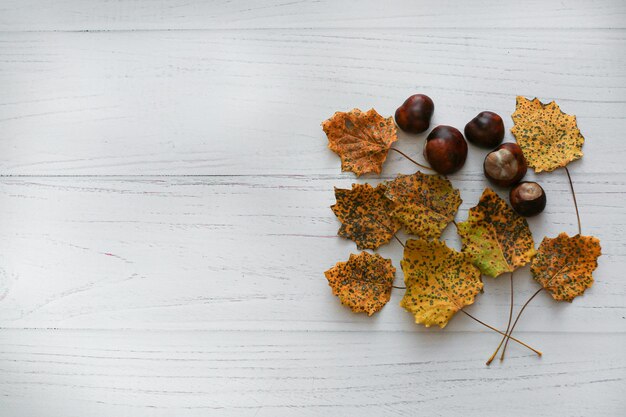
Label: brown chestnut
xmin=465 ymin=111 xmax=505 ymax=148
xmin=510 ymin=182 xmax=546 ymax=217
xmin=395 ymin=94 xmax=434 ymax=134
xmin=423 ymin=125 xmax=467 ymax=175
xmin=483 ymin=142 xmax=527 ymax=187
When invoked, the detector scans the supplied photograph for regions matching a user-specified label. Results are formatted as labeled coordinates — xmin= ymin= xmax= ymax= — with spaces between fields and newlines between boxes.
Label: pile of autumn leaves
xmin=322 ymin=97 xmax=601 ymax=341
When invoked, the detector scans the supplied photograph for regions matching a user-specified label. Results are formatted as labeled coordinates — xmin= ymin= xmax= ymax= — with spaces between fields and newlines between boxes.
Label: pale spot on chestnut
xmin=517 ymin=182 xmax=543 ymax=200
xmin=483 ymin=143 xmax=527 ymax=187
xmin=484 ymin=149 xmax=518 ymax=180
xmin=510 ymin=181 xmax=547 ymax=217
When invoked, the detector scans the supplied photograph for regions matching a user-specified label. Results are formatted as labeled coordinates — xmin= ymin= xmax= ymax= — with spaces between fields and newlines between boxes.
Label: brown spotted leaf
xmin=531 ymin=233 xmax=601 ymax=302
xmin=322 ymin=108 xmax=398 ymax=176
xmin=458 ymin=188 xmax=535 ymax=277
xmin=325 ymin=252 xmax=396 ymax=315
xmin=384 ymin=172 xmax=461 ymax=239
xmin=400 ymin=239 xmax=483 ymax=328
xmin=511 ymin=96 xmax=584 ymax=173
xmin=331 ymin=183 xmax=401 ymax=250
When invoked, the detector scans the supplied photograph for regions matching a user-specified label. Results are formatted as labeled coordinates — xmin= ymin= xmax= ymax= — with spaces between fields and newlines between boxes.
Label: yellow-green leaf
xmin=331 ymin=183 xmax=401 ymax=250
xmin=384 ymin=172 xmax=462 ymax=239
xmin=325 ymin=252 xmax=396 ymax=315
xmin=531 ymin=233 xmax=601 ymax=302
xmin=511 ymin=96 xmax=584 ymax=173
xmin=458 ymin=188 xmax=535 ymax=277
xmin=400 ymin=239 xmax=483 ymax=328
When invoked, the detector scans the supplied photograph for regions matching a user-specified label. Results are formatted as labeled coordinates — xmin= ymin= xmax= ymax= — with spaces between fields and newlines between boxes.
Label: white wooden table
xmin=1 ymin=1 xmax=625 ymax=415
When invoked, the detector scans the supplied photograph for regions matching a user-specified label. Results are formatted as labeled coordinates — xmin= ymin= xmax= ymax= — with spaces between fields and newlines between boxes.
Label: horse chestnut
xmin=510 ymin=182 xmax=546 ymax=217
xmin=395 ymin=94 xmax=434 ymax=134
xmin=483 ymin=143 xmax=527 ymax=187
xmin=423 ymin=125 xmax=467 ymax=175
xmin=465 ymin=111 xmax=505 ymax=148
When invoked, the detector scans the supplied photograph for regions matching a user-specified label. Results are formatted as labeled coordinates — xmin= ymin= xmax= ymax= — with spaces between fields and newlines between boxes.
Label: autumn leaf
xmin=458 ymin=188 xmax=535 ymax=277
xmin=531 ymin=233 xmax=601 ymax=302
xmin=325 ymin=252 xmax=396 ymax=315
xmin=322 ymin=108 xmax=398 ymax=176
xmin=511 ymin=96 xmax=584 ymax=173
xmin=400 ymin=239 xmax=483 ymax=328
xmin=331 ymin=183 xmax=401 ymax=250
xmin=384 ymin=172 xmax=461 ymax=239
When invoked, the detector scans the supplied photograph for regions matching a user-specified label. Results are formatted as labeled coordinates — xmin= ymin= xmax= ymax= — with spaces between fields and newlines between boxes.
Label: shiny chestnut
xmin=395 ymin=94 xmax=434 ymax=134
xmin=423 ymin=125 xmax=467 ymax=175
xmin=483 ymin=142 xmax=527 ymax=187
xmin=465 ymin=111 xmax=505 ymax=148
xmin=510 ymin=181 xmax=546 ymax=217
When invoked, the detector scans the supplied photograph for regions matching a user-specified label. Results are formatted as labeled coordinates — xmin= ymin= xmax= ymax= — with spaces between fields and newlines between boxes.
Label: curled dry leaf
xmin=322 ymin=108 xmax=398 ymax=176
xmin=511 ymin=96 xmax=584 ymax=173
xmin=384 ymin=172 xmax=462 ymax=239
xmin=400 ymin=239 xmax=483 ymax=328
xmin=325 ymin=252 xmax=396 ymax=316
xmin=458 ymin=188 xmax=535 ymax=277
xmin=531 ymin=233 xmax=601 ymax=302
xmin=331 ymin=183 xmax=401 ymax=250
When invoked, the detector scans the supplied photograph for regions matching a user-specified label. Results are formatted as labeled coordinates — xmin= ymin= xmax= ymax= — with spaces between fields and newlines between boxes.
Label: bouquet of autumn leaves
xmin=321 ymin=98 xmax=601 ymax=363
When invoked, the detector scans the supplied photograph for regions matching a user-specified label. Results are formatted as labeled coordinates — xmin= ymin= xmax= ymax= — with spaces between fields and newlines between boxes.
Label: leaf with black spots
xmin=384 ymin=172 xmax=461 ymax=239
xmin=458 ymin=188 xmax=535 ymax=277
xmin=325 ymin=252 xmax=396 ymax=315
xmin=331 ymin=183 xmax=400 ymax=250
xmin=511 ymin=96 xmax=584 ymax=173
xmin=531 ymin=233 xmax=601 ymax=302
xmin=400 ymin=239 xmax=483 ymax=328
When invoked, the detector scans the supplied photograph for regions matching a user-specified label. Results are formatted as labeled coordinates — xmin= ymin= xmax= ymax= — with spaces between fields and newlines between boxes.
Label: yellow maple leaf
xmin=458 ymin=188 xmax=536 ymax=277
xmin=531 ymin=233 xmax=601 ymax=302
xmin=384 ymin=172 xmax=461 ymax=239
xmin=322 ymin=108 xmax=398 ymax=176
xmin=400 ymin=239 xmax=483 ymax=328
xmin=511 ymin=96 xmax=584 ymax=173
xmin=325 ymin=252 xmax=396 ymax=316
xmin=331 ymin=183 xmax=401 ymax=250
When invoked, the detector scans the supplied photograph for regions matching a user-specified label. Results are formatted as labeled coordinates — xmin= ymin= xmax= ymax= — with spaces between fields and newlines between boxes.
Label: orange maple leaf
xmin=322 ymin=108 xmax=397 ymax=176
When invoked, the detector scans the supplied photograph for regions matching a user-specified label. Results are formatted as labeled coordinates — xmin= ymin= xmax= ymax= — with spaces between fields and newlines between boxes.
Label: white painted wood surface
xmin=0 ymin=1 xmax=625 ymax=416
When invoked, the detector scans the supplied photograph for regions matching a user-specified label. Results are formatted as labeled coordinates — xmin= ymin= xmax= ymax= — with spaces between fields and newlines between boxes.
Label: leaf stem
xmin=564 ymin=166 xmax=582 ymax=235
xmin=460 ymin=310 xmax=541 ymax=356
xmin=486 ymin=272 xmax=515 ymax=365
xmin=368 ymin=216 xmax=403 ymax=248
xmin=392 ymin=233 xmax=405 ymax=248
xmin=499 ymin=288 xmax=544 ymax=360
xmin=389 ymin=147 xmax=433 ymax=171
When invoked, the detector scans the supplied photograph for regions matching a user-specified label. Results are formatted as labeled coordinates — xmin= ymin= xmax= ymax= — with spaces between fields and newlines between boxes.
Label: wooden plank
xmin=0 ymin=176 xmax=622 ymax=332
xmin=0 ymin=0 xmax=625 ymax=31
xmin=0 ymin=29 xmax=625 ymax=175
xmin=0 ymin=329 xmax=624 ymax=416
xmin=0 ymin=2 xmax=623 ymax=415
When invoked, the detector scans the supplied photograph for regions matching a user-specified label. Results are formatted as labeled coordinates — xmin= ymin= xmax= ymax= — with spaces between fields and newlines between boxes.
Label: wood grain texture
xmin=0 ymin=176 xmax=623 ymax=333
xmin=0 ymin=330 xmax=624 ymax=417
xmin=0 ymin=0 xmax=625 ymax=31
xmin=0 ymin=29 xmax=625 ymax=175
xmin=1 ymin=1 xmax=625 ymax=415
